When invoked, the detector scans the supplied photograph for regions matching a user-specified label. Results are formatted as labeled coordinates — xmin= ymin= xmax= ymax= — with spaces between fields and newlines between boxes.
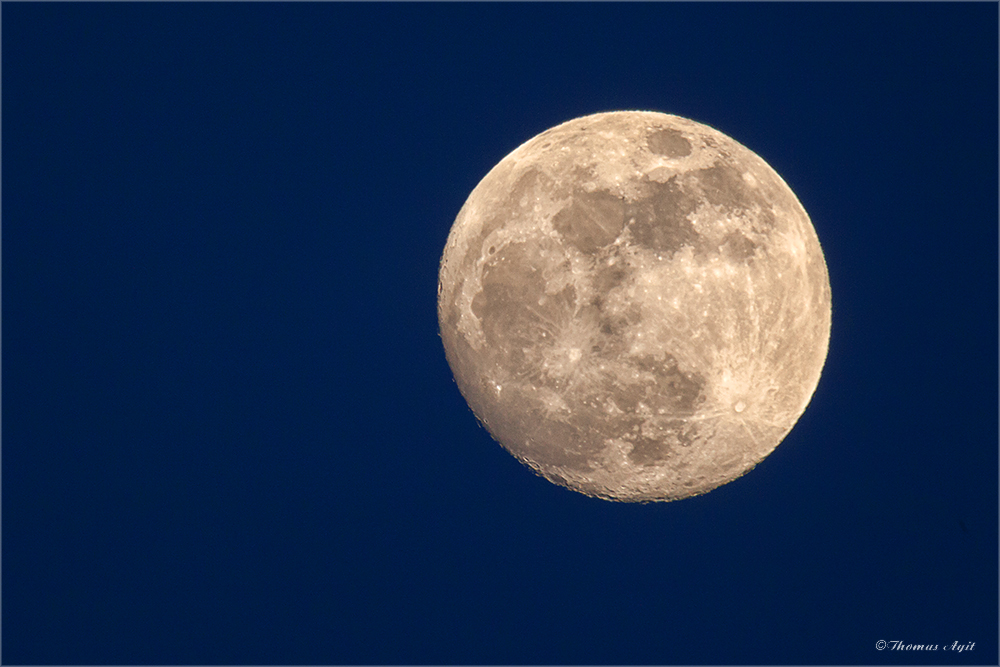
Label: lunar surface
xmin=438 ymin=111 xmax=831 ymax=502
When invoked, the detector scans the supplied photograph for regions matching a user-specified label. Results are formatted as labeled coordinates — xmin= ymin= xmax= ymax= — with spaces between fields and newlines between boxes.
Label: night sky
xmin=4 ymin=3 xmax=997 ymax=665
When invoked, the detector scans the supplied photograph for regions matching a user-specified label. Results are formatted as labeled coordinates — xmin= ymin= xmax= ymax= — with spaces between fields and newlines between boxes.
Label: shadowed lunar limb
xmin=439 ymin=111 xmax=831 ymax=502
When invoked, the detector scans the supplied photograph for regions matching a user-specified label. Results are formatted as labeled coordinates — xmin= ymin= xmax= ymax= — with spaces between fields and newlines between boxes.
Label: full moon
xmin=438 ymin=111 xmax=831 ymax=502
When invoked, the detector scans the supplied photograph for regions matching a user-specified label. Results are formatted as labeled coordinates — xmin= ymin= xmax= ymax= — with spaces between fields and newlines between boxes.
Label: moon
xmin=438 ymin=111 xmax=831 ymax=502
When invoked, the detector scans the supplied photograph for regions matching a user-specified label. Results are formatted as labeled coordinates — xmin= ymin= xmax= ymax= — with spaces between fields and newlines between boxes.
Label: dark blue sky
xmin=4 ymin=3 xmax=997 ymax=665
